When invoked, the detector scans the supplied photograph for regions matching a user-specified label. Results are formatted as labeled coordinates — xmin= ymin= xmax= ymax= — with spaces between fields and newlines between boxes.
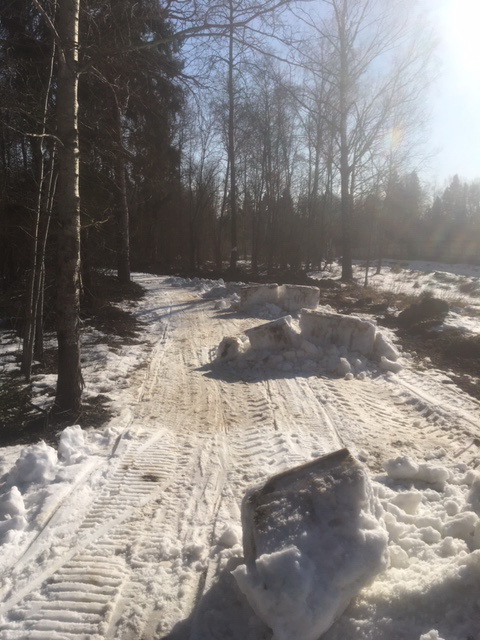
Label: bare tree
xmin=298 ymin=0 xmax=434 ymax=280
xmin=54 ymin=0 xmax=82 ymax=415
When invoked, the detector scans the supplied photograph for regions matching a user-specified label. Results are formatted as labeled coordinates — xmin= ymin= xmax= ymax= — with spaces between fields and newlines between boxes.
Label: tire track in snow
xmin=7 ymin=280 xmax=477 ymax=640
xmin=0 ymin=427 xmax=182 ymax=638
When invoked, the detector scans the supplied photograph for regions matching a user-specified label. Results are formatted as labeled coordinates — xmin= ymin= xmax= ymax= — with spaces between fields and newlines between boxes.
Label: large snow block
xmin=300 ymin=309 xmax=376 ymax=356
xmin=278 ymin=284 xmax=320 ymax=312
xmin=239 ymin=284 xmax=279 ymax=310
xmin=244 ymin=316 xmax=299 ymax=351
xmin=232 ymin=450 xmax=388 ymax=640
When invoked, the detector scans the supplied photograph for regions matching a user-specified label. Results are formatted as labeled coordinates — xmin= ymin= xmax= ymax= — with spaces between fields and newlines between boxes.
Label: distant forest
xmin=1 ymin=0 xmax=479 ymax=413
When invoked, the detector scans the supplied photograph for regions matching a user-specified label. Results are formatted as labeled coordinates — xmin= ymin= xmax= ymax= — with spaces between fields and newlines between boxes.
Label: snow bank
xmin=233 ymin=450 xmax=389 ymax=640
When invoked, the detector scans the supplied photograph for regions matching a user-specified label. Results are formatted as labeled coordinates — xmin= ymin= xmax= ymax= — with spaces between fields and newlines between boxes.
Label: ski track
xmin=1 ymin=276 xmax=479 ymax=639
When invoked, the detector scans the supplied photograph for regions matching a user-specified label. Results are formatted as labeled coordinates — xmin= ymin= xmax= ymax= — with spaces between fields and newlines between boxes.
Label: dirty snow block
xmin=244 ymin=316 xmax=299 ymax=351
xmin=279 ymin=284 xmax=320 ymax=312
xmin=233 ymin=449 xmax=388 ymax=640
xmin=300 ymin=309 xmax=376 ymax=356
xmin=239 ymin=284 xmax=279 ymax=310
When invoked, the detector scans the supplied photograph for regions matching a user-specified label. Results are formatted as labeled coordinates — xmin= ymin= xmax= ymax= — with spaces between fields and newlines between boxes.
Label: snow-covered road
xmin=1 ymin=275 xmax=479 ymax=640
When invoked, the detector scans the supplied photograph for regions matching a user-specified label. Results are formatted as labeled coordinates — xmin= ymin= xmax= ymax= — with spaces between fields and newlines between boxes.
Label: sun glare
xmin=441 ymin=0 xmax=480 ymax=83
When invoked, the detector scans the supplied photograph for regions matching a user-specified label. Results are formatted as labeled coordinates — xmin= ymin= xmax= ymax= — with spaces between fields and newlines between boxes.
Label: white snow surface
xmin=0 ymin=273 xmax=479 ymax=639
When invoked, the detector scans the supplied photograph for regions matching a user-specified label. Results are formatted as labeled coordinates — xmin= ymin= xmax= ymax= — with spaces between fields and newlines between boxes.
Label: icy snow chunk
xmin=265 ymin=303 xmax=284 ymax=318
xmin=58 ymin=425 xmax=87 ymax=464
xmin=239 ymin=284 xmax=279 ymax=310
xmin=300 ymin=309 xmax=376 ymax=356
xmin=278 ymin=284 xmax=320 ymax=312
xmin=0 ymin=486 xmax=26 ymax=519
xmin=379 ymin=356 xmax=403 ymax=373
xmin=233 ymin=449 xmax=388 ymax=640
xmin=415 ymin=463 xmax=450 ymax=484
xmin=384 ymin=457 xmax=449 ymax=485
xmin=391 ymin=491 xmax=422 ymax=515
xmin=420 ymin=631 xmax=446 ymax=640
xmin=389 ymin=544 xmax=410 ymax=568
xmin=218 ymin=525 xmax=241 ymax=548
xmin=373 ymin=332 xmax=400 ymax=361
xmin=0 ymin=514 xmax=27 ymax=543
xmin=300 ymin=339 xmax=320 ymax=358
xmin=467 ymin=475 xmax=480 ymax=514
xmin=216 ymin=336 xmax=247 ymax=361
xmin=384 ymin=456 xmax=419 ymax=480
xmin=443 ymin=512 xmax=479 ymax=544
xmin=337 ymin=357 xmax=352 ymax=376
xmin=214 ymin=298 xmax=230 ymax=310
xmin=245 ymin=316 xmax=299 ymax=351
xmin=9 ymin=441 xmax=58 ymax=486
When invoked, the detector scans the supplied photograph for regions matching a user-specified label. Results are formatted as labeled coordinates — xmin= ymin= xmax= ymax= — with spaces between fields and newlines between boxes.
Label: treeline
xmin=0 ymin=0 xmax=479 ymax=415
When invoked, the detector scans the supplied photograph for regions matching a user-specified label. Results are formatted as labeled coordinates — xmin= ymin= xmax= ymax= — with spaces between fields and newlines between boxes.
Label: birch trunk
xmin=54 ymin=0 xmax=82 ymax=415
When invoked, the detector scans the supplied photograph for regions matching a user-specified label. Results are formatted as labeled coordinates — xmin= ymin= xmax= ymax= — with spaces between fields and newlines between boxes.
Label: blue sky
xmin=425 ymin=0 xmax=480 ymax=185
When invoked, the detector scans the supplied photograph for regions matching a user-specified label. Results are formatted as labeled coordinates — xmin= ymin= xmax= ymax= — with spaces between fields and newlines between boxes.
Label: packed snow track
xmin=1 ymin=275 xmax=479 ymax=640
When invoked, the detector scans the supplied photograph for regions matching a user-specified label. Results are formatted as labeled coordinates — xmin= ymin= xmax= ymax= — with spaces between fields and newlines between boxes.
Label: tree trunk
xmin=339 ymin=13 xmax=353 ymax=283
xmin=21 ymin=30 xmax=57 ymax=381
xmin=227 ymin=3 xmax=238 ymax=273
xmin=114 ymin=97 xmax=131 ymax=284
xmin=54 ymin=0 xmax=82 ymax=416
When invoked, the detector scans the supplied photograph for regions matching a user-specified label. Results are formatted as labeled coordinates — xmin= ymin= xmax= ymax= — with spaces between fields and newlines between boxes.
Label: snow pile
xmin=323 ymin=458 xmax=480 ymax=639
xmin=0 ymin=442 xmax=59 ymax=546
xmin=58 ymin=425 xmax=89 ymax=464
xmin=9 ymin=441 xmax=58 ymax=486
xmin=0 ymin=426 xmax=99 ymax=555
xmin=216 ymin=308 xmax=402 ymax=377
xmin=0 ymin=486 xmax=27 ymax=544
xmin=233 ymin=450 xmax=389 ymax=640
